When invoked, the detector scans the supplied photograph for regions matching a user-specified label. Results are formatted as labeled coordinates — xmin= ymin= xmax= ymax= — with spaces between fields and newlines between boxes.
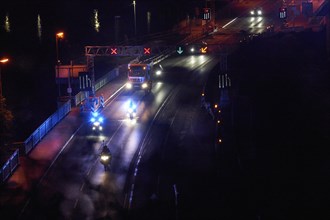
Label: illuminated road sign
xmin=279 ymin=7 xmax=287 ymax=19
xmin=144 ymin=47 xmax=151 ymax=55
xmin=85 ymin=46 xmax=176 ymax=57
xmin=110 ymin=48 xmax=117 ymax=55
xmin=79 ymin=72 xmax=92 ymax=91
xmin=85 ymin=46 xmax=148 ymax=57
xmin=200 ymin=46 xmax=208 ymax=53
xmin=203 ymin=8 xmax=211 ymax=20
xmin=177 ymin=46 xmax=184 ymax=54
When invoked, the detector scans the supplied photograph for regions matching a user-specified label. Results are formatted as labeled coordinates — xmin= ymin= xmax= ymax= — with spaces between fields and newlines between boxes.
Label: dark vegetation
xmin=225 ymin=29 xmax=330 ymax=219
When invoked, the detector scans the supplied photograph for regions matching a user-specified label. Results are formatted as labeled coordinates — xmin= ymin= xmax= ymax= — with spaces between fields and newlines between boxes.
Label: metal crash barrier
xmin=0 ymin=149 xmax=19 ymax=184
xmin=23 ymin=100 xmax=71 ymax=155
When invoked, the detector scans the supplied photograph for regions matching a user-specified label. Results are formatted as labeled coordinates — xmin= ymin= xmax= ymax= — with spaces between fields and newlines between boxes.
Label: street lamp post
xmin=55 ymin=32 xmax=64 ymax=98
xmin=56 ymin=32 xmax=64 ymax=64
xmin=147 ymin=11 xmax=151 ymax=34
xmin=0 ymin=58 xmax=9 ymax=98
xmin=133 ymin=0 xmax=137 ymax=36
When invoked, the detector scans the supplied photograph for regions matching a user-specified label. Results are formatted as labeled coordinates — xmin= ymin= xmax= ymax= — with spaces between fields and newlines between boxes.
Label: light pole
xmin=0 ymin=58 xmax=9 ymax=98
xmin=133 ymin=1 xmax=137 ymax=36
xmin=147 ymin=11 xmax=151 ymax=34
xmin=55 ymin=32 xmax=64 ymax=98
xmin=55 ymin=32 xmax=64 ymax=64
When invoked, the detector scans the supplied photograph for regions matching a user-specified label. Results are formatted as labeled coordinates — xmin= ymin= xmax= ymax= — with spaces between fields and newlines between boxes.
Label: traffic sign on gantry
xmin=85 ymin=46 xmax=153 ymax=57
xmin=144 ymin=47 xmax=151 ymax=55
xmin=176 ymin=46 xmax=184 ymax=54
xmin=203 ymin=8 xmax=211 ymax=20
xmin=279 ymin=7 xmax=287 ymax=19
xmin=110 ymin=48 xmax=117 ymax=55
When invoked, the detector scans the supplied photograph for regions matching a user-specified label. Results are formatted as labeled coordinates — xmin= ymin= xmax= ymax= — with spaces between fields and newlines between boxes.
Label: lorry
xmin=125 ymin=63 xmax=152 ymax=94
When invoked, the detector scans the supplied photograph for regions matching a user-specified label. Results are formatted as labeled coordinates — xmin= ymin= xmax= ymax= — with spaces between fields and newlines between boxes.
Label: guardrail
xmin=23 ymin=100 xmax=71 ymax=155
xmin=0 ymin=148 xmax=19 ymax=184
xmin=0 ymin=101 xmax=71 ymax=184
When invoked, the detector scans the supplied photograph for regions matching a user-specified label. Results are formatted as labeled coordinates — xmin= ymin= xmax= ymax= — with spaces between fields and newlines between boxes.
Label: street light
xmin=55 ymin=32 xmax=64 ymax=98
xmin=0 ymin=58 xmax=9 ymax=98
xmin=55 ymin=32 xmax=64 ymax=64
xmin=133 ymin=1 xmax=137 ymax=36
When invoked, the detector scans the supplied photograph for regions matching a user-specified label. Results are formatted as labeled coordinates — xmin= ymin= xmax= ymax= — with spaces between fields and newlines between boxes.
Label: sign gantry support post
xmin=86 ymin=55 xmax=95 ymax=97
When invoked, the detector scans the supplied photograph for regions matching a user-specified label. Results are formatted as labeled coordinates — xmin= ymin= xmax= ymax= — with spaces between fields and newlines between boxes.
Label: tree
xmin=0 ymin=95 xmax=14 ymax=146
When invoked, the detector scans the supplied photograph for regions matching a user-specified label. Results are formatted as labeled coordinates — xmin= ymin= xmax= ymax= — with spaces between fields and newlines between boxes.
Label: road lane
xmin=126 ymin=54 xmax=221 ymax=220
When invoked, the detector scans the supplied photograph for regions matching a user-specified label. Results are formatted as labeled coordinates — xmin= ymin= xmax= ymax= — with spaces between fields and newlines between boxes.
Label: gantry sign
xmin=84 ymin=44 xmax=228 ymax=94
xmin=85 ymin=46 xmax=152 ymax=57
xmin=84 ymin=45 xmax=173 ymax=94
xmin=85 ymin=46 xmax=149 ymax=95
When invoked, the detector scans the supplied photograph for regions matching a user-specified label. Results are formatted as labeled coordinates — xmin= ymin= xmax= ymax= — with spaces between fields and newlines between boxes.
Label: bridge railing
xmin=0 ymin=102 xmax=70 ymax=184
xmin=22 ymin=100 xmax=71 ymax=155
xmin=0 ymin=148 xmax=20 ymax=184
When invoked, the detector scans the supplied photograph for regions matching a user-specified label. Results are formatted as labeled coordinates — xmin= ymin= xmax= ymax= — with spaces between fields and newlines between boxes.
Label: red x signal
xmin=144 ymin=47 xmax=151 ymax=55
xmin=111 ymin=48 xmax=117 ymax=55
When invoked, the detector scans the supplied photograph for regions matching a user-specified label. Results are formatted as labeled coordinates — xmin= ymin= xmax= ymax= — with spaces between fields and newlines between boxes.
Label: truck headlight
xmin=142 ymin=83 xmax=148 ymax=89
xmin=126 ymin=83 xmax=132 ymax=89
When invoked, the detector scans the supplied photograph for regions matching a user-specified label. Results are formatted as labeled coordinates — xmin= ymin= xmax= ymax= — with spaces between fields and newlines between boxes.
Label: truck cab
xmin=126 ymin=63 xmax=152 ymax=94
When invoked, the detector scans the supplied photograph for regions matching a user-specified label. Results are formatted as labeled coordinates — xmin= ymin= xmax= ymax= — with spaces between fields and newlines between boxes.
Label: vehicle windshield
xmin=128 ymin=66 xmax=147 ymax=77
